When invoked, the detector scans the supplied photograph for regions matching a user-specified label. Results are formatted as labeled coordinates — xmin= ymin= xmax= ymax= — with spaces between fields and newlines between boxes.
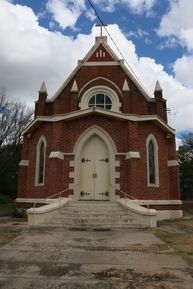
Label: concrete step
xmin=42 ymin=200 xmax=147 ymax=229
xmin=57 ymin=213 xmax=134 ymax=219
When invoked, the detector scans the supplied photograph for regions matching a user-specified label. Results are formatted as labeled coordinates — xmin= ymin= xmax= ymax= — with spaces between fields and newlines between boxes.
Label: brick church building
xmin=17 ymin=35 xmax=182 ymax=220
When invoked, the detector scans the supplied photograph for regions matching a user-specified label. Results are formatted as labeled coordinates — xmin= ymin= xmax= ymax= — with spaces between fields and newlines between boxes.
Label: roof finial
xmin=39 ymin=81 xmax=47 ymax=93
xmin=96 ymin=22 xmax=108 ymax=36
xmin=154 ymin=80 xmax=162 ymax=92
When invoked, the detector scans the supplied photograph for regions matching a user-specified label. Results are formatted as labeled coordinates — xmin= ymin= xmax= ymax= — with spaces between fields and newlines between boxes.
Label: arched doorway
xmin=80 ymin=135 xmax=110 ymax=200
xmin=73 ymin=126 xmax=117 ymax=201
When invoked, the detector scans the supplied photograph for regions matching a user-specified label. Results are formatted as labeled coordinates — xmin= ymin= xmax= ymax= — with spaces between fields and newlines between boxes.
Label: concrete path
xmin=0 ymin=226 xmax=193 ymax=289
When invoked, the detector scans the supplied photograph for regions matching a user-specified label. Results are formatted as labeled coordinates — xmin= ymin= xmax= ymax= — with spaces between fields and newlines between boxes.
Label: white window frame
xmin=79 ymin=86 xmax=121 ymax=112
xmin=146 ymin=134 xmax=159 ymax=187
xmin=35 ymin=136 xmax=47 ymax=186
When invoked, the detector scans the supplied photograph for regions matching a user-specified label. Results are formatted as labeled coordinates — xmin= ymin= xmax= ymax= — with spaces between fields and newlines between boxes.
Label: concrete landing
xmin=0 ymin=226 xmax=193 ymax=289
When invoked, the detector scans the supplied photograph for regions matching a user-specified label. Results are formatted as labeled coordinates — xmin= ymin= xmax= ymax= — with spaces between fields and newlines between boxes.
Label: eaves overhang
xmin=22 ymin=107 xmax=175 ymax=135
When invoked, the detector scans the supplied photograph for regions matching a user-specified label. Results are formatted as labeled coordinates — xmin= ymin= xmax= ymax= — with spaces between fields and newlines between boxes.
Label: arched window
xmin=146 ymin=135 xmax=159 ymax=187
xmin=38 ymin=142 xmax=45 ymax=184
xmin=35 ymin=137 xmax=46 ymax=185
xmin=79 ymin=86 xmax=121 ymax=112
xmin=148 ymin=141 xmax=155 ymax=184
xmin=88 ymin=93 xmax=112 ymax=110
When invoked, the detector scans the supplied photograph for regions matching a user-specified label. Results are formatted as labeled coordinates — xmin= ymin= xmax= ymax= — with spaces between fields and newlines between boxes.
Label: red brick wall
xmin=17 ymin=115 xmax=180 ymax=204
xmin=19 ymin=47 xmax=179 ymax=208
xmin=35 ymin=65 xmax=165 ymax=119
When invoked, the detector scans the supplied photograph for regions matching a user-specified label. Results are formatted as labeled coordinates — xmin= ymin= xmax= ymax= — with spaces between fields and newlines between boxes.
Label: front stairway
xmin=42 ymin=201 xmax=147 ymax=229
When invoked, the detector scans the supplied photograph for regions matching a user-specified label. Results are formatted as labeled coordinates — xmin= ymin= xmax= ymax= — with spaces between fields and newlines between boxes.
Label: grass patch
xmin=154 ymin=219 xmax=193 ymax=266
xmin=0 ymin=232 xmax=20 ymax=247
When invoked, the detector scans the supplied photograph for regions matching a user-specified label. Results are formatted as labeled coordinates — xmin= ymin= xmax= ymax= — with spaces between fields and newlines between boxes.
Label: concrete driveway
xmin=0 ymin=225 xmax=193 ymax=289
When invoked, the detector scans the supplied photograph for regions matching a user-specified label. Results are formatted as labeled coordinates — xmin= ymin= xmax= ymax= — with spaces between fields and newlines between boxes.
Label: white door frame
xmin=73 ymin=126 xmax=117 ymax=201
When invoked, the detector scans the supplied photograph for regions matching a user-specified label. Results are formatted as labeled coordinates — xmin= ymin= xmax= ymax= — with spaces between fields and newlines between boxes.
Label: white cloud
xmin=157 ymin=0 xmax=193 ymax=90
xmin=46 ymin=0 xmax=86 ymax=29
xmin=158 ymin=0 xmax=193 ymax=51
xmin=46 ymin=0 xmax=156 ymax=29
xmin=173 ymin=55 xmax=193 ymax=88
xmin=0 ymin=0 xmax=193 ymax=134
xmin=92 ymin=0 xmax=156 ymax=14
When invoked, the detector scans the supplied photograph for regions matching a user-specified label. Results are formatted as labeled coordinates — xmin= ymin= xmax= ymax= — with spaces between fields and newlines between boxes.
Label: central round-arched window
xmin=88 ymin=94 xmax=112 ymax=110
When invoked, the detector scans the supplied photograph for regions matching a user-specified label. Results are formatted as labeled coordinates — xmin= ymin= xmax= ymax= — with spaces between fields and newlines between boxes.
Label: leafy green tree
xmin=0 ymin=88 xmax=33 ymax=197
xmin=177 ymin=132 xmax=193 ymax=199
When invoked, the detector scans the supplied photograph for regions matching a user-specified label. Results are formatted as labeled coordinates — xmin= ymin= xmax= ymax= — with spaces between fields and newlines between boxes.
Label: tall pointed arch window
xmin=35 ymin=137 xmax=47 ymax=185
xmin=146 ymin=135 xmax=159 ymax=187
xmin=148 ymin=141 xmax=155 ymax=184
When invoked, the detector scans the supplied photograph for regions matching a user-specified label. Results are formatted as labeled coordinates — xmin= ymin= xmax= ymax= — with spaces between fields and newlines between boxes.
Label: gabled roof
xmin=23 ymin=107 xmax=175 ymax=135
xmin=50 ymin=36 xmax=153 ymax=102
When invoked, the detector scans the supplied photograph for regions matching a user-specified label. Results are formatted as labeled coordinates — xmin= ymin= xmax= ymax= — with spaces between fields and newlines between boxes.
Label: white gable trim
xmin=82 ymin=61 xmax=118 ymax=66
xmin=49 ymin=38 xmax=154 ymax=102
xmin=23 ymin=108 xmax=175 ymax=135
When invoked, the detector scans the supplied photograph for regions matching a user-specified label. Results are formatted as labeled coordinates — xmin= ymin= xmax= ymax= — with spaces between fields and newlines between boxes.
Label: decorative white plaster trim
xmin=49 ymin=151 xmax=64 ymax=160
xmin=157 ymin=210 xmax=183 ymax=221
xmin=27 ymin=198 xmax=71 ymax=225
xmin=95 ymin=36 xmax=107 ymax=43
xmin=19 ymin=160 xmax=29 ymax=166
xmin=70 ymin=161 xmax=75 ymax=167
xmin=118 ymin=199 xmax=157 ymax=216
xmin=168 ymin=160 xmax=179 ymax=167
xmin=71 ymin=80 xmax=78 ymax=92
xmin=122 ymin=79 xmax=130 ymax=92
xmin=23 ymin=108 xmax=175 ymax=135
xmin=115 ymin=184 xmax=120 ymax=190
xmin=78 ymin=77 xmax=122 ymax=98
xmin=69 ymin=172 xmax=75 ymax=178
xmin=115 ymin=172 xmax=120 ymax=178
xmin=131 ymin=200 xmax=182 ymax=206
xmin=126 ymin=151 xmax=140 ymax=160
xmin=69 ymin=183 xmax=74 ymax=190
xmin=82 ymin=61 xmax=118 ymax=66
xmin=115 ymin=161 xmax=120 ymax=167
xmin=16 ymin=198 xmax=57 ymax=204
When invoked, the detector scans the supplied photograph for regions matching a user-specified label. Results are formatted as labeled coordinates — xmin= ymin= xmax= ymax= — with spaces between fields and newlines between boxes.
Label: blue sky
xmin=1 ymin=0 xmax=193 ymax=139
xmin=11 ymin=0 xmax=185 ymax=73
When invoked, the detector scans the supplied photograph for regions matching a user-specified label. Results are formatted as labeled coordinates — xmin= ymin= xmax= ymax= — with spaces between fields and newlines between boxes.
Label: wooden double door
xmin=79 ymin=135 xmax=110 ymax=200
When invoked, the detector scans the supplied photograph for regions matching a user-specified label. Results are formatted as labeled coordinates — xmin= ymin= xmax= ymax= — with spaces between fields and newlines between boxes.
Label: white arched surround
xmin=72 ymin=126 xmax=117 ymax=200
xmin=35 ymin=136 xmax=47 ymax=186
xmin=79 ymin=86 xmax=121 ymax=112
xmin=146 ymin=134 xmax=159 ymax=187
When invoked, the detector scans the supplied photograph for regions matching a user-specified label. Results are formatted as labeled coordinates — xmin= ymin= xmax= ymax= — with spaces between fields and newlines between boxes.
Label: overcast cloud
xmin=0 ymin=0 xmax=193 ymax=134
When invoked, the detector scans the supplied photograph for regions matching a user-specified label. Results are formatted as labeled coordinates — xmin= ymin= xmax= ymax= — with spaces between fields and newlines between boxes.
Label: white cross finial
xmin=96 ymin=23 xmax=108 ymax=36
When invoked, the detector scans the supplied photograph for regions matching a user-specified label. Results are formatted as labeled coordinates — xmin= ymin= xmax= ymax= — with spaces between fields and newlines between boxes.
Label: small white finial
xmin=39 ymin=81 xmax=47 ymax=93
xmin=122 ymin=79 xmax=130 ymax=92
xmin=154 ymin=80 xmax=162 ymax=92
xmin=71 ymin=80 xmax=78 ymax=92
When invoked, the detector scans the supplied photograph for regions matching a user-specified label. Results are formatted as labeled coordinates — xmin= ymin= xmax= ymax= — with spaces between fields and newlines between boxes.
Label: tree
xmin=177 ymin=132 xmax=193 ymax=199
xmin=0 ymin=88 xmax=33 ymax=197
